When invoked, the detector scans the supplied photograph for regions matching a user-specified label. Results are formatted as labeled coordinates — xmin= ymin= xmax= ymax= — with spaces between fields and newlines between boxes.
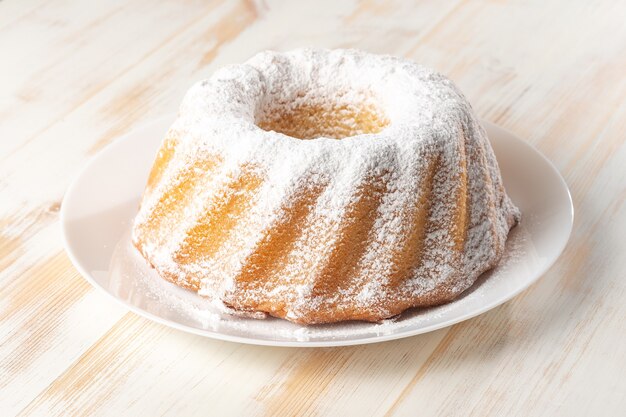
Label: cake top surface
xmin=175 ymin=48 xmax=471 ymax=148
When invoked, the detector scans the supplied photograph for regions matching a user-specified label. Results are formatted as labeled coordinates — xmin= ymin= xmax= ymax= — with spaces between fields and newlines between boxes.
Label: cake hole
xmin=256 ymin=93 xmax=389 ymax=140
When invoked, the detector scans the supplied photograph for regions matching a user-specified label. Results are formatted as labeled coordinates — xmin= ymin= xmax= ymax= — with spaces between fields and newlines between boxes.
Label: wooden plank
xmin=0 ymin=252 xmax=126 ymax=415
xmin=0 ymin=0 xmax=225 ymax=158
xmin=1 ymin=0 xmax=625 ymax=415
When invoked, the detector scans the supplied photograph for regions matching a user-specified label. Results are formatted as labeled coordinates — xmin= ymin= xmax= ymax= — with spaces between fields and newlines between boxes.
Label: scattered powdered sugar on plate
xmin=108 ymin=222 xmax=534 ymax=343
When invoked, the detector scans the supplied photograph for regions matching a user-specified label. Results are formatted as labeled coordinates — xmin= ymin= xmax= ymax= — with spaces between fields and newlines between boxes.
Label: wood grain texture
xmin=1 ymin=0 xmax=625 ymax=415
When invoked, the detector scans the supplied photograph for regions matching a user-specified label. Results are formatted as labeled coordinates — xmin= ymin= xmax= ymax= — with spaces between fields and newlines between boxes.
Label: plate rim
xmin=60 ymin=118 xmax=574 ymax=347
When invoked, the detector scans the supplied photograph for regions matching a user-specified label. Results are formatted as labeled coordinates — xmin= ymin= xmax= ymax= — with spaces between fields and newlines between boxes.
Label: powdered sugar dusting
xmin=131 ymin=48 xmax=520 ymax=324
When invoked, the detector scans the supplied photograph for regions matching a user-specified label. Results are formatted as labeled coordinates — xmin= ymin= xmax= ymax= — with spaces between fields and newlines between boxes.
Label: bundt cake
xmin=132 ymin=49 xmax=520 ymax=324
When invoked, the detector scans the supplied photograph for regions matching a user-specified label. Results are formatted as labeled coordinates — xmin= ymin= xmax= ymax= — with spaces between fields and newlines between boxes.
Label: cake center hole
xmin=256 ymin=93 xmax=389 ymax=140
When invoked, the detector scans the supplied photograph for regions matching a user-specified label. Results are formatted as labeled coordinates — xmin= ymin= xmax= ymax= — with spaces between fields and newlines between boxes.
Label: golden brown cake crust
xmin=131 ymin=49 xmax=520 ymax=324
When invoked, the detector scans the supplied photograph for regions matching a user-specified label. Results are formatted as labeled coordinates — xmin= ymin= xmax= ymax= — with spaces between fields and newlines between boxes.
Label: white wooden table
xmin=1 ymin=1 xmax=625 ymax=415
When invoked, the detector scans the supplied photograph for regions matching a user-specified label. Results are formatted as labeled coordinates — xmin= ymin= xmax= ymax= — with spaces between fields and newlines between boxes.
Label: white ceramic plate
xmin=61 ymin=116 xmax=573 ymax=347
